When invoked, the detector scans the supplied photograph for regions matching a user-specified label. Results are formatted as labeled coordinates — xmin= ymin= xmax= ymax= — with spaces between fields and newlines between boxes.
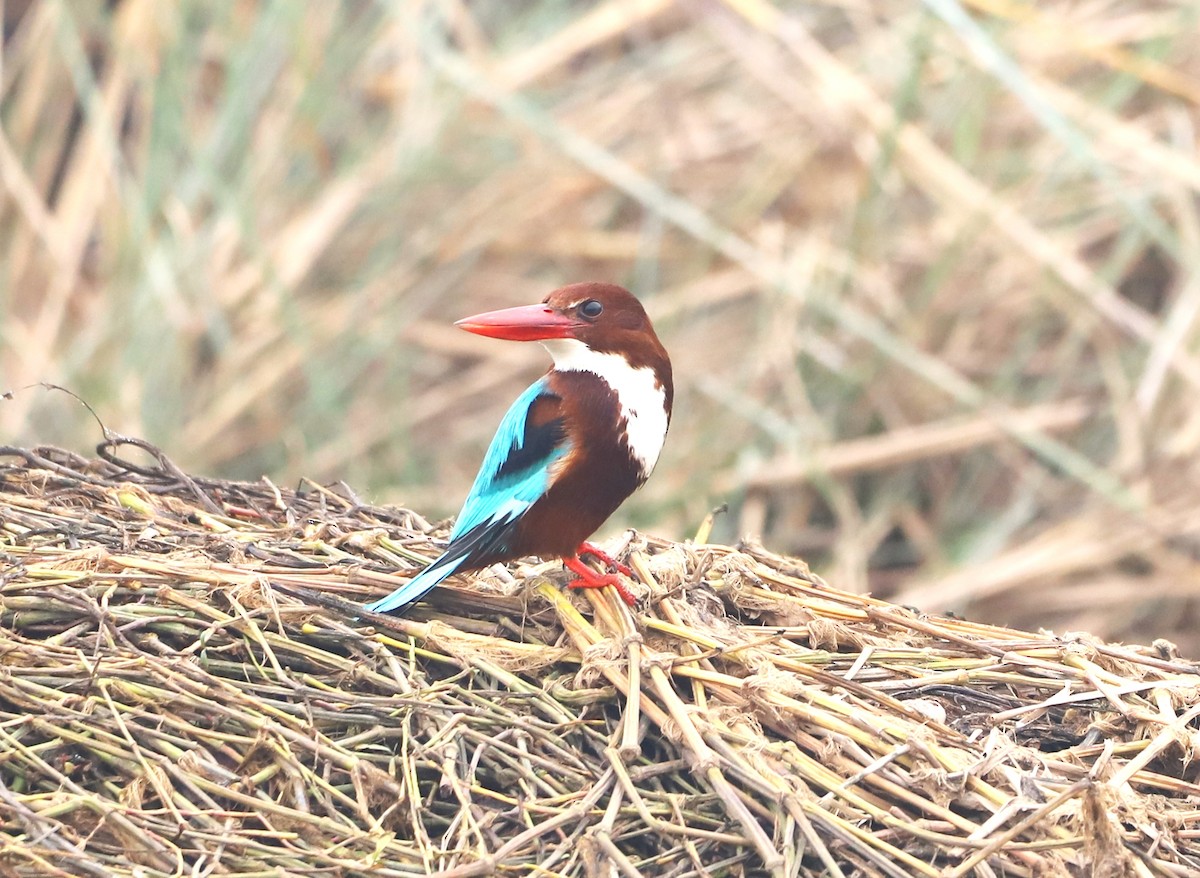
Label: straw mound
xmin=0 ymin=444 xmax=1197 ymax=878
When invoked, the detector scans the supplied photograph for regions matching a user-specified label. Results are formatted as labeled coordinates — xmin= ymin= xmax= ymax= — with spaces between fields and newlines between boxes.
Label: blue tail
xmin=364 ymin=515 xmax=520 ymax=614
xmin=363 ymin=550 xmax=467 ymax=614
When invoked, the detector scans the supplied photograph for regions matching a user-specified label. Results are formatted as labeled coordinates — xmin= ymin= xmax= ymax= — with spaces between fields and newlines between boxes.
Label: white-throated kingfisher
xmin=365 ymin=282 xmax=673 ymax=614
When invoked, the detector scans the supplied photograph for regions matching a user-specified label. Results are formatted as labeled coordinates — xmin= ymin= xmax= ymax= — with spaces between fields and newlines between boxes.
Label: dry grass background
xmin=3 ymin=0 xmax=1200 ymax=653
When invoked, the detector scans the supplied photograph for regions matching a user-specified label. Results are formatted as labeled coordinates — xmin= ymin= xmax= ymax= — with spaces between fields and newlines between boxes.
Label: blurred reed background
xmin=2 ymin=0 xmax=1199 ymax=651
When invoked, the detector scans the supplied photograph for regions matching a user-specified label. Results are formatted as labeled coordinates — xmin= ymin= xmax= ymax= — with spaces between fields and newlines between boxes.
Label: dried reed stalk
xmin=0 ymin=443 xmax=1196 ymax=876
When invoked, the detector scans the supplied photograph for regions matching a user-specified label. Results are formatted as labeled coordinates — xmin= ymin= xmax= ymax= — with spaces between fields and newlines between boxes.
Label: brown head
xmin=456 ymin=282 xmax=672 ymax=398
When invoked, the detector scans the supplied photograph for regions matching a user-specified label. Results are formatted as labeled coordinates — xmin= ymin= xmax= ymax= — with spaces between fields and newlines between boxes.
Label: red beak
xmin=455 ymin=304 xmax=581 ymax=341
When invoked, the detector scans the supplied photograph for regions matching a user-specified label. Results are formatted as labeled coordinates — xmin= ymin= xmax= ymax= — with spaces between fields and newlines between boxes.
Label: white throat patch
xmin=541 ymin=338 xmax=668 ymax=477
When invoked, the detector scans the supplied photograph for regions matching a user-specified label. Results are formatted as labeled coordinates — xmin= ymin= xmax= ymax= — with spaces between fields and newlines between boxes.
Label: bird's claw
xmin=564 ymin=550 xmax=639 ymax=607
xmin=576 ymin=541 xmax=635 ymax=579
xmin=566 ymin=572 xmax=640 ymax=607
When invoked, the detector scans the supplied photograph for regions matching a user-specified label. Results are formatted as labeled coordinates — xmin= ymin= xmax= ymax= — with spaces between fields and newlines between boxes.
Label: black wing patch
xmin=441 ymin=515 xmax=521 ymax=571
xmin=493 ymin=392 xmax=566 ymax=482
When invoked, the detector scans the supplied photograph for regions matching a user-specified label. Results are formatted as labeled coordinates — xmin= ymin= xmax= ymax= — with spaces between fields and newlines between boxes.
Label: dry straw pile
xmin=0 ymin=443 xmax=1196 ymax=877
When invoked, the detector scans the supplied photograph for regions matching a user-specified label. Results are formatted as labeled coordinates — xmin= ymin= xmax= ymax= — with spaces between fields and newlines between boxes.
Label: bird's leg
xmin=576 ymin=541 xmax=635 ymax=579
xmin=563 ymin=553 xmax=638 ymax=607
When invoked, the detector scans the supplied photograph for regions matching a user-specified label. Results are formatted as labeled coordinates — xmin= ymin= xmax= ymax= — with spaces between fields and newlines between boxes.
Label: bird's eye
xmin=578 ymin=299 xmax=603 ymax=319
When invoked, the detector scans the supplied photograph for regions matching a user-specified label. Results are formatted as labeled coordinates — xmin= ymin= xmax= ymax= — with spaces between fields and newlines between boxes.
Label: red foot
xmin=564 ymin=552 xmax=639 ymax=607
xmin=577 ymin=541 xmax=634 ymax=579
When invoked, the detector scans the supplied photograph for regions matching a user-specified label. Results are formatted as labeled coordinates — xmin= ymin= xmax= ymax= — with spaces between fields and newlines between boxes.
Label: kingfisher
xmin=365 ymin=282 xmax=673 ymax=614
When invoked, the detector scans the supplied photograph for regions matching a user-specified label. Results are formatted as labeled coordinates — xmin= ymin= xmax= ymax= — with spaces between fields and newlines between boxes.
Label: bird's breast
xmin=544 ymin=345 xmax=670 ymax=480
